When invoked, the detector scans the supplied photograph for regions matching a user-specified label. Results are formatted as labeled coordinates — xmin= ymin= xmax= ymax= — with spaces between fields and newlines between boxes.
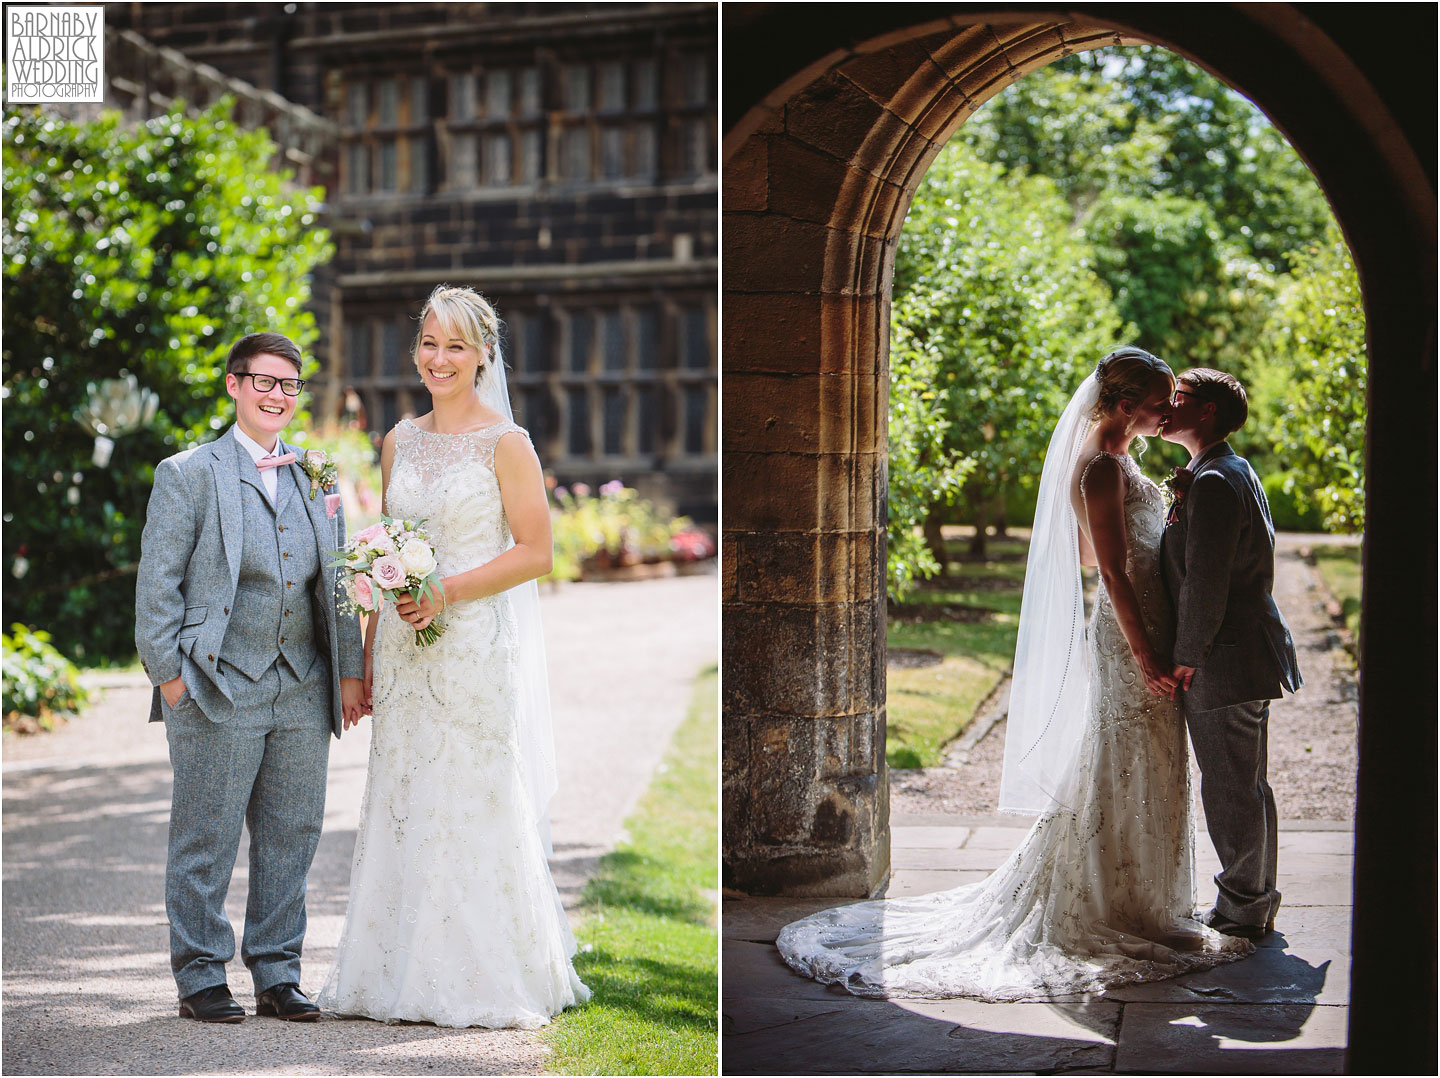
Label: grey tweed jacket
xmin=1159 ymin=442 xmax=1302 ymax=713
xmin=134 ymin=426 xmax=365 ymax=735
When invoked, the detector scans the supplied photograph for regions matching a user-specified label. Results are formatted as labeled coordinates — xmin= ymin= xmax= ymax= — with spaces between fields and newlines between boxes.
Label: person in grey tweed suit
xmin=135 ymin=332 xmax=366 ymax=1023
xmin=1160 ymin=367 xmax=1303 ymax=941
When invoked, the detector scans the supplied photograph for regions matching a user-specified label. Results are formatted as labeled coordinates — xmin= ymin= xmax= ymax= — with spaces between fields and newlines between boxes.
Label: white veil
xmin=997 ymin=372 xmax=1100 ymax=815
xmin=477 ymin=344 xmax=559 ymax=856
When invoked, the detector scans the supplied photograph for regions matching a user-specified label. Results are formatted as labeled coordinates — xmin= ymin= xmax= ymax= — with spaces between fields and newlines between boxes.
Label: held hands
xmin=341 ymin=677 xmax=368 ymax=729
xmin=1139 ymin=648 xmax=1180 ymax=699
xmin=1171 ymin=664 xmax=1196 ymax=694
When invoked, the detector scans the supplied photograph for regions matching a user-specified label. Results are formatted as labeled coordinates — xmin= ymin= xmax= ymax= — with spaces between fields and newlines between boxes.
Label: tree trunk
xmin=969 ymin=498 xmax=989 ymax=558
xmin=992 ymin=488 xmax=1009 ymax=539
xmin=924 ymin=509 xmax=948 ymax=577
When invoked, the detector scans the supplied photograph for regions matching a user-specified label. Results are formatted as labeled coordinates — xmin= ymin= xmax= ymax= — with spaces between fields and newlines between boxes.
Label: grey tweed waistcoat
xmin=221 ymin=441 xmax=322 ymax=682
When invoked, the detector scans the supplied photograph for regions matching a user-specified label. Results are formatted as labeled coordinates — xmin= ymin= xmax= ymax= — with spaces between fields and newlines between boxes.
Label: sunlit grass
xmin=543 ymin=667 xmax=718 ymax=1076
xmin=1311 ymin=543 xmax=1361 ymax=654
xmin=885 ymin=534 xmax=1028 ymax=768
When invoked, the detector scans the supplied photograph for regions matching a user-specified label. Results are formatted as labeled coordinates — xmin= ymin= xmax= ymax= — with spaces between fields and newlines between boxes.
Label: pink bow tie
xmin=257 ymin=453 xmax=297 ymax=470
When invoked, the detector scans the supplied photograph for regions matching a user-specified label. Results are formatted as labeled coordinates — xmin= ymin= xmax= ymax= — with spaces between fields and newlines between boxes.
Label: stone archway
xmin=721 ymin=5 xmax=1434 ymax=1070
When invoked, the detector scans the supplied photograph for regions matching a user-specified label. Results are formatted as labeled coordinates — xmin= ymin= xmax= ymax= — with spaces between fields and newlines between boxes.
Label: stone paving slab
xmin=1104 ymin=941 xmax=1347 ymax=1006
xmin=1113 ymin=1002 xmax=1346 ymax=1074
xmin=725 ymin=995 xmax=1122 ymax=1075
xmin=722 ymin=818 xmax=1352 ymax=1074
xmin=887 ymin=869 xmax=990 ymax=896
xmin=890 ymin=824 xmax=973 ymax=849
xmin=725 ymin=940 xmax=862 ymax=1003
xmin=721 ymin=897 xmax=861 ymax=945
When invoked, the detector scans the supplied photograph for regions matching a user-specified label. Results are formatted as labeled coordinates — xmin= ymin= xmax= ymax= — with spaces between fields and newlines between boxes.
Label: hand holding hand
xmin=341 ymin=677 xmax=368 ymax=729
xmin=160 ymin=675 xmax=188 ymax=708
xmin=1139 ymin=648 xmax=1180 ymax=699
xmin=1171 ymin=664 xmax=1196 ymax=694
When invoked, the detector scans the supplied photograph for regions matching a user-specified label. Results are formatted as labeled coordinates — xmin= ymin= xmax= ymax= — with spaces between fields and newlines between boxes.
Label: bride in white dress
xmin=778 ymin=349 xmax=1253 ymax=1000
xmin=320 ymin=285 xmax=589 ymax=1027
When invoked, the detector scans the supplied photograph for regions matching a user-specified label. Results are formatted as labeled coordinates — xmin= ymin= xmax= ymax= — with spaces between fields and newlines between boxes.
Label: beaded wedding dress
xmin=777 ymin=450 xmax=1252 ymax=1000
xmin=319 ymin=418 xmax=589 ymax=1028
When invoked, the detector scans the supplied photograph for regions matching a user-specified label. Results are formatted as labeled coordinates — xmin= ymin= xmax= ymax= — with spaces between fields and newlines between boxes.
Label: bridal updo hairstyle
xmin=412 ymin=284 xmax=504 ymax=392
xmin=1091 ymin=346 xmax=1174 ymax=421
xmin=1177 ymin=367 xmax=1248 ymax=438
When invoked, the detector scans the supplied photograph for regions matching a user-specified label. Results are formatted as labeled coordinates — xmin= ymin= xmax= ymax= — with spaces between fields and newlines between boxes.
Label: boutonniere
xmin=1162 ymin=466 xmax=1194 ymax=525
xmin=298 ymin=449 xmax=343 ymax=519
xmin=298 ymin=449 xmax=338 ymax=498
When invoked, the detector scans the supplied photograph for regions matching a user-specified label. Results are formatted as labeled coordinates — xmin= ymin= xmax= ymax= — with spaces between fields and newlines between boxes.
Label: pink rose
xmin=352 ymin=522 xmax=386 ymax=547
xmin=370 ymin=554 xmax=407 ymax=592
xmin=352 ymin=571 xmax=377 ymax=612
xmin=303 ymin=449 xmax=328 ymax=469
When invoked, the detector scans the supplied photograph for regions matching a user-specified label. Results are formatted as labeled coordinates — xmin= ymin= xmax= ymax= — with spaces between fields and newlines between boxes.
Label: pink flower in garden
xmin=600 ymin=480 xmax=625 ymax=496
xmin=370 ymin=554 xmax=407 ymax=592
xmin=554 ymin=486 xmax=569 ymax=500
xmin=352 ymin=572 xmax=377 ymax=612
xmin=573 ymin=482 xmax=591 ymax=497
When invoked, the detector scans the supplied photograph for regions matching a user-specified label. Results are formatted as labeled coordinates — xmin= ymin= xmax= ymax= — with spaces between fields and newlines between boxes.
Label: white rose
xmin=398 ymin=539 xmax=437 ymax=577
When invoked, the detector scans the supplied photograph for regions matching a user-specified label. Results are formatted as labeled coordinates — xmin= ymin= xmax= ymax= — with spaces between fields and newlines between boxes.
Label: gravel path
xmin=1 ymin=571 xmax=718 ymax=1076
xmin=892 ymin=533 xmax=1360 ymax=823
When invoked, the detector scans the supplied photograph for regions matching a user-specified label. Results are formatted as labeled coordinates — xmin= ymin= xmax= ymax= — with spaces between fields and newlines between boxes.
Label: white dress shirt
xmin=233 ymin=424 xmax=283 ymax=504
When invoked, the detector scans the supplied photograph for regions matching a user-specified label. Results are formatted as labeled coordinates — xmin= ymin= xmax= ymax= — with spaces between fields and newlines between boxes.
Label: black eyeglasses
xmin=235 ymin=372 xmax=306 ymax=396
xmin=1170 ymin=388 xmax=1202 ymax=406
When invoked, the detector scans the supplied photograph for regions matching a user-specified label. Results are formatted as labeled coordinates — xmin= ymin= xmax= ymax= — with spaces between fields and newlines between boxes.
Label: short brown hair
xmin=226 ymin=332 xmax=303 ymax=376
xmin=1179 ymin=368 xmax=1248 ymax=437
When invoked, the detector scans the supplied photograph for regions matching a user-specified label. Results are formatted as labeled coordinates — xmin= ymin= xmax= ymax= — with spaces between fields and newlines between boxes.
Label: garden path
xmin=1 ymin=571 xmax=718 ymax=1075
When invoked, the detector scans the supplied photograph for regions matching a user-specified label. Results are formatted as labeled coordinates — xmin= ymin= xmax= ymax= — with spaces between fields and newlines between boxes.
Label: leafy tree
xmin=886 ymin=320 xmax=974 ymax=600
xmin=946 ymin=45 xmax=1360 ymax=527
xmin=2 ymin=99 xmax=332 ymax=662
xmin=967 ymin=47 xmax=1333 ymax=272
xmin=888 ymin=140 xmax=1124 ymax=589
xmin=962 ymin=47 xmax=1334 ymax=382
xmin=1247 ymin=223 xmax=1366 ymax=532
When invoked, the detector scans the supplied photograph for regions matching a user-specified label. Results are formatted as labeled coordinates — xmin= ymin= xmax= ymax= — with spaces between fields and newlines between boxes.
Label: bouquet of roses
xmin=331 ymin=516 xmax=445 ymax=646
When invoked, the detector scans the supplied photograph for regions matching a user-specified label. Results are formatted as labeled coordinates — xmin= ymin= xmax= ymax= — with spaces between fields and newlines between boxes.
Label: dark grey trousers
xmin=1185 ymin=697 xmax=1281 ymax=927
xmin=162 ymin=656 xmax=331 ymax=999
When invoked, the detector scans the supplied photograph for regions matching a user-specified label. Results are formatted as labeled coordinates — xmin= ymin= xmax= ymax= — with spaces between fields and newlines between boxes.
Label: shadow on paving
xmin=1 ymin=760 xmax=544 ymax=1076
xmin=723 ymin=886 xmax=1343 ymax=1075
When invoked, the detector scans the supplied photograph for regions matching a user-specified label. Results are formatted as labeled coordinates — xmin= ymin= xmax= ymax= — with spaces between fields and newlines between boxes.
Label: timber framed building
xmin=104 ymin=1 xmax=717 ymax=519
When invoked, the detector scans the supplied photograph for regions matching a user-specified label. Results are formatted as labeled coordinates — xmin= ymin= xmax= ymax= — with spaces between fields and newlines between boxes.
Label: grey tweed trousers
xmin=163 ymin=655 xmax=331 ymax=999
xmin=1185 ymin=698 xmax=1281 ymax=927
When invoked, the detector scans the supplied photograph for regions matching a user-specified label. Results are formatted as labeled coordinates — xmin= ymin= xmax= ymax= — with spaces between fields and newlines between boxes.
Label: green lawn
xmin=886 ymin=534 xmax=1029 ymax=769
xmin=1311 ymin=542 xmax=1361 ymax=652
xmin=543 ymin=666 xmax=718 ymax=1076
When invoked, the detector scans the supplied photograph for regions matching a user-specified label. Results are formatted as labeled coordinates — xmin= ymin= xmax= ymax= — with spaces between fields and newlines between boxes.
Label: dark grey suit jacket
xmin=1160 ymin=443 xmax=1302 ymax=713
xmin=134 ymin=426 xmax=365 ymax=735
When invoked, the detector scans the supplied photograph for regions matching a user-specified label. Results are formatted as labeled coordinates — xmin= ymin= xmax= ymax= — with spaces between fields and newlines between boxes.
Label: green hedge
xmin=3 ymin=623 xmax=90 ymax=728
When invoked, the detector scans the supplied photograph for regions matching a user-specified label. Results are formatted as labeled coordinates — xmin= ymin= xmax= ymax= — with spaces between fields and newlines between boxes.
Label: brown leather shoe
xmin=179 ymin=984 xmax=245 ymax=1023
xmin=255 ymin=982 xmax=321 ymax=1021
